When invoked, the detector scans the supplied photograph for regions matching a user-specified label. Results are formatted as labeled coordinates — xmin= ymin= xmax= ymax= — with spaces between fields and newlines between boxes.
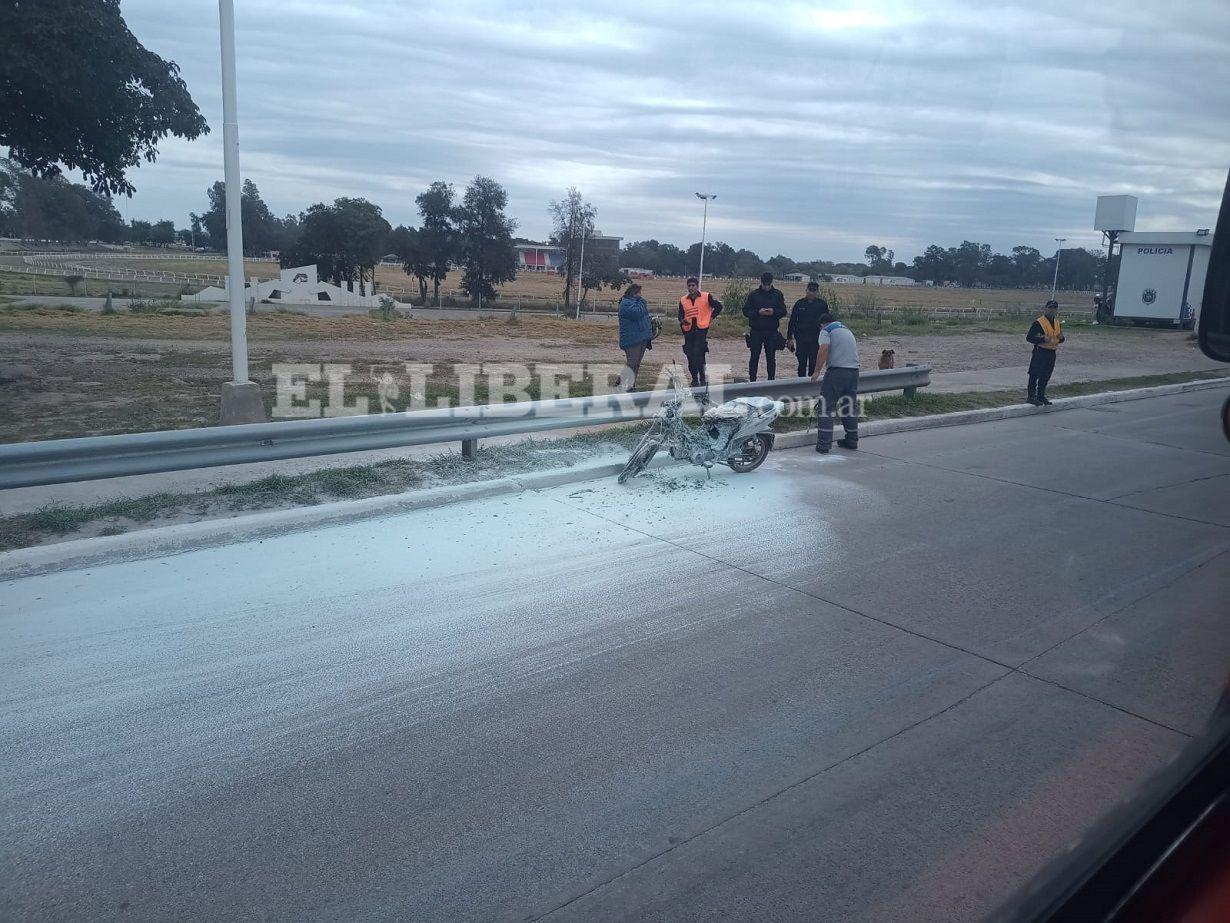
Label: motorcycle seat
xmin=702 ymin=396 xmax=777 ymax=423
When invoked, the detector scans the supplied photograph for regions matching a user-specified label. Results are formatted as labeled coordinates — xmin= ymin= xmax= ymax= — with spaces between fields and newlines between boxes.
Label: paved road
xmin=2 ymin=389 xmax=1228 ymax=921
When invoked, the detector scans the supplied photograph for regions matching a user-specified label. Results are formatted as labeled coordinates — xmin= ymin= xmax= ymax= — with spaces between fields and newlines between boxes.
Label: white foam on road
xmin=1 ymin=453 xmax=870 ymax=838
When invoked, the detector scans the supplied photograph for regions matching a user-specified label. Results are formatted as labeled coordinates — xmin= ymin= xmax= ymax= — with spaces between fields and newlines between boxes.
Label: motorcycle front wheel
xmin=618 ymin=434 xmax=661 ymax=484
xmin=727 ymin=434 xmax=771 ymax=473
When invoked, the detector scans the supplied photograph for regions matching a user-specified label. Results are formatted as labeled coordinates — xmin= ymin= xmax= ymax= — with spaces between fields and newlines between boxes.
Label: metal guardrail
xmin=0 ymin=367 xmax=930 ymax=488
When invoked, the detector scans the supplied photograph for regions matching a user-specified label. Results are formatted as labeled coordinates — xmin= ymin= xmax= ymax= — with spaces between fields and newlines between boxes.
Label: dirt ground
xmin=0 ymin=308 xmax=1213 ymax=443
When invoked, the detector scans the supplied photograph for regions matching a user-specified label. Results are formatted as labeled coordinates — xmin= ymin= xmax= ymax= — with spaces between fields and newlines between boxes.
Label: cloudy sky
xmin=115 ymin=0 xmax=1229 ymax=262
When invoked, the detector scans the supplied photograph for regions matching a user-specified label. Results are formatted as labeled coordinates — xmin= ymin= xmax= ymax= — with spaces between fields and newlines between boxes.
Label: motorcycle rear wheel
xmin=727 ymin=434 xmax=770 ymax=473
xmin=618 ymin=435 xmax=661 ymax=484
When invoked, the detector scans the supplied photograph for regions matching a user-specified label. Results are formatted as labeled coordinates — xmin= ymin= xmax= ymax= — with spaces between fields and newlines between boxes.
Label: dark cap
xmin=686 ymin=276 xmax=699 ymax=285
xmin=1045 ymin=299 xmax=1059 ymax=309
xmin=806 ymin=281 xmax=819 ymax=291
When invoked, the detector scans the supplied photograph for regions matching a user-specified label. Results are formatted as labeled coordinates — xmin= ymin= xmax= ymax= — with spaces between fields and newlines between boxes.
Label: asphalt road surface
xmin=3 ymin=388 xmax=1228 ymax=922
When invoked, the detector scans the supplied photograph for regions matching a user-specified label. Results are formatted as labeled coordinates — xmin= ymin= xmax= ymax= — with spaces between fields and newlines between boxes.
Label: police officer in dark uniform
xmin=1026 ymin=299 xmax=1065 ymax=405
xmin=742 ymin=272 xmax=787 ymax=381
xmin=787 ymin=282 xmax=827 ymax=377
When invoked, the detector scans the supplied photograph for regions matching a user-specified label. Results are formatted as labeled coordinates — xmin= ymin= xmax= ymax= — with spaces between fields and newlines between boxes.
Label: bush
xmin=817 ymin=284 xmax=844 ymax=315
xmin=127 ymin=298 xmax=182 ymax=314
xmin=894 ymin=307 xmax=931 ymax=326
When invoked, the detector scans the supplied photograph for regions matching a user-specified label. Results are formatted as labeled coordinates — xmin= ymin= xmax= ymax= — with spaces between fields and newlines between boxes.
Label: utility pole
xmin=217 ymin=0 xmax=264 ymax=424
xmin=1099 ymin=230 xmax=1118 ymax=319
xmin=1051 ymin=238 xmax=1067 ymax=296
xmin=574 ymin=225 xmax=587 ymax=320
xmin=695 ymin=193 xmax=715 ymax=284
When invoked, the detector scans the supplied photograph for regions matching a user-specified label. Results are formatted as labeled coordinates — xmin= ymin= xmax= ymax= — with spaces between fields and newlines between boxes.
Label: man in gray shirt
xmin=810 ymin=312 xmax=861 ymax=452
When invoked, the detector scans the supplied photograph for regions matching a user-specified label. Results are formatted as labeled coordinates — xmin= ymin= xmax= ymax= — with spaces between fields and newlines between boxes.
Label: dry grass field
xmin=2 ymin=253 xmax=1087 ymax=315
xmin=369 ymin=267 xmax=1069 ymax=315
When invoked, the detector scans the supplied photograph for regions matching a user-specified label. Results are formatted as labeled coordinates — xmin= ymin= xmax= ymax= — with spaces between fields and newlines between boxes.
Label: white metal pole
xmin=575 ymin=228 xmax=586 ymax=319
xmin=1051 ymin=237 xmax=1066 ymax=296
xmin=698 ymin=198 xmax=708 ymax=284
xmin=219 ymin=0 xmax=249 ymax=383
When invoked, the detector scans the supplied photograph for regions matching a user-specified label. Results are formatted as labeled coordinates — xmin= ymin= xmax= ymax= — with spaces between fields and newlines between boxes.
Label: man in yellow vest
xmin=1026 ymin=299 xmax=1065 ymax=405
xmin=678 ymin=276 xmax=724 ymax=386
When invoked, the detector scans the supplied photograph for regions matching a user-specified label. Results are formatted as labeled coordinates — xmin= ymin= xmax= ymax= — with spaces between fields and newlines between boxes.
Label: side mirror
xmin=1197 ymin=168 xmax=1230 ymax=362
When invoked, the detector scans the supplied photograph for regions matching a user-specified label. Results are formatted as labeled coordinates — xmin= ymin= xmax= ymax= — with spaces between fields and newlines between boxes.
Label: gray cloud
xmin=116 ymin=0 xmax=1230 ymax=261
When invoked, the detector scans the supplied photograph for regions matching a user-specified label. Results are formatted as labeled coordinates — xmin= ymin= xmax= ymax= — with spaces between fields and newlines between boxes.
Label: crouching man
xmin=811 ymin=312 xmax=861 ymax=453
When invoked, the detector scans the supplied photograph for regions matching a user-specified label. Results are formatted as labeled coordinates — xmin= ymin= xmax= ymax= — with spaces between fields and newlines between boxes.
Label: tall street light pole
xmin=217 ymin=0 xmax=264 ymax=424
xmin=1051 ymin=237 xmax=1067 ymax=297
xmin=695 ymin=193 xmax=715 ymax=284
xmin=574 ymin=225 xmax=587 ymax=320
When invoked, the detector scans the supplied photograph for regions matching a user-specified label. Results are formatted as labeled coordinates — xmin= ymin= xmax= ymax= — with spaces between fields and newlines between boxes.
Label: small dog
xmin=878 ymin=349 xmax=896 ymax=370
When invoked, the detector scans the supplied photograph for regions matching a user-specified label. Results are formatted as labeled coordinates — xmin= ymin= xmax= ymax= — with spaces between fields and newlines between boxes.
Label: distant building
xmin=861 ymin=275 xmax=919 ymax=286
xmin=583 ymin=231 xmax=622 ymax=268
xmin=782 ymin=271 xmax=811 ymax=282
xmin=516 ymin=232 xmax=623 ymax=274
xmin=623 ymin=267 xmax=656 ymax=279
xmin=516 ymin=243 xmax=565 ymax=274
xmin=824 ymin=274 xmax=918 ymax=286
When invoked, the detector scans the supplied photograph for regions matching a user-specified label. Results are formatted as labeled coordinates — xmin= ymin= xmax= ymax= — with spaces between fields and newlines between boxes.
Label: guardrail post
xmin=904 ymin=385 xmax=917 ymax=399
xmin=461 ymin=437 xmax=477 ymax=459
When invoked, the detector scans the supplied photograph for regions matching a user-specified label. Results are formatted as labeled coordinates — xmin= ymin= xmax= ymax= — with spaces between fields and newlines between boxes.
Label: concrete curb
xmin=4 ymin=377 xmax=1226 ymax=580
xmin=0 ymin=453 xmax=673 ymax=581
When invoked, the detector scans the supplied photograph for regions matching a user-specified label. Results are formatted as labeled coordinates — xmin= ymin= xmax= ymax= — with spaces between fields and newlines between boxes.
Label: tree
xmin=730 ymin=248 xmax=767 ymax=279
xmin=79 ymin=187 xmax=126 ymax=243
xmin=0 ymin=159 xmax=18 ymax=237
xmin=1011 ymin=246 xmax=1042 ymax=286
xmin=64 ymin=274 xmax=84 ymax=295
xmin=150 ymin=219 xmax=176 ymax=247
xmin=2 ymin=164 xmax=131 ymax=243
xmin=548 ymin=187 xmax=595 ymax=311
xmin=656 ymin=243 xmax=687 ymax=276
xmin=201 ymin=179 xmax=283 ymax=256
xmin=0 ymin=0 xmax=208 ymax=196
xmin=579 ymin=242 xmax=625 ymax=305
xmin=912 ymin=245 xmax=952 ymax=284
xmin=416 ymin=181 xmax=457 ymax=305
xmin=949 ymin=241 xmax=991 ymax=287
xmin=767 ymin=254 xmax=797 ymax=277
xmin=128 ymin=219 xmax=152 ymax=245
xmin=283 ymin=197 xmax=390 ymax=289
xmin=456 ymin=176 xmax=517 ymax=305
xmin=388 ymin=225 xmax=430 ymax=302
xmin=1054 ymin=247 xmax=1100 ymax=291
xmin=864 ymin=245 xmax=894 ymax=274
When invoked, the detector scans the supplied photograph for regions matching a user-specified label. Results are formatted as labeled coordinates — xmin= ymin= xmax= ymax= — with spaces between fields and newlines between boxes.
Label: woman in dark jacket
xmin=618 ymin=283 xmax=653 ymax=392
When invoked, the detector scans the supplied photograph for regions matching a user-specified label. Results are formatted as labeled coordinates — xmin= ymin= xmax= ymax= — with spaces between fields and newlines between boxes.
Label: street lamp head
xmin=695 ymin=192 xmax=716 ymax=200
